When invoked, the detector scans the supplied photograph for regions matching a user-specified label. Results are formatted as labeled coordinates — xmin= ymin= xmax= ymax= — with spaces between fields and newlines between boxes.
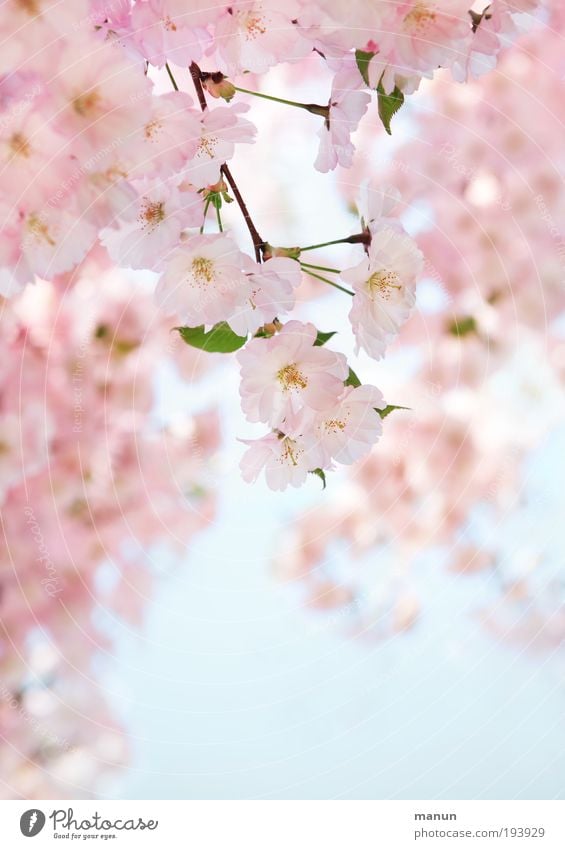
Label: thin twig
xmin=301 ymin=267 xmax=354 ymax=296
xmin=189 ymin=62 xmax=265 ymax=262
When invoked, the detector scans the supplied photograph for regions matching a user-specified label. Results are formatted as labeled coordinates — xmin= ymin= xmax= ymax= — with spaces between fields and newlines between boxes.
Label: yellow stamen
xmin=190 ymin=257 xmax=215 ymax=285
xmin=197 ymin=135 xmax=218 ymax=159
xmin=243 ymin=13 xmax=267 ymax=39
xmin=139 ymin=199 xmax=165 ymax=232
xmin=367 ymin=269 xmax=401 ymax=300
xmin=72 ymin=90 xmax=101 ymax=117
xmin=9 ymin=133 xmax=31 ymax=158
xmin=27 ymin=213 xmax=55 ymax=246
xmin=277 ymin=363 xmax=308 ymax=391
xmin=403 ymin=2 xmax=437 ymax=34
xmin=144 ymin=119 xmax=162 ymax=141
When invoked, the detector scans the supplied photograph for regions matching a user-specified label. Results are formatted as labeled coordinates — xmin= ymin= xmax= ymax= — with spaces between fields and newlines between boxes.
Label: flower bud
xmin=202 ymin=72 xmax=236 ymax=102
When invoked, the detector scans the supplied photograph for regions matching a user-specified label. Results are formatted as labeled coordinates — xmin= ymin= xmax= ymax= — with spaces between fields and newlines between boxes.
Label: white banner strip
xmin=1 ymin=800 xmax=564 ymax=848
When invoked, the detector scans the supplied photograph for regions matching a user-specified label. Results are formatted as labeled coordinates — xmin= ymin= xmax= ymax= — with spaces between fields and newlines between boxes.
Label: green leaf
xmin=314 ymin=330 xmax=337 ymax=347
xmin=344 ymin=367 xmax=362 ymax=388
xmin=375 ymin=404 xmax=410 ymax=419
xmin=448 ymin=315 xmax=478 ymax=337
xmin=175 ymin=322 xmax=246 ymax=353
xmin=310 ymin=468 xmax=327 ymax=489
xmin=377 ymin=82 xmax=404 ymax=135
xmin=355 ymin=49 xmax=375 ymax=87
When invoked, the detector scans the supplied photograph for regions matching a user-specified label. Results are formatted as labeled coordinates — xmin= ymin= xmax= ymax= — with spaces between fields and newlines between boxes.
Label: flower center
xmin=9 ymin=132 xmax=31 ymax=158
xmin=278 ymin=436 xmax=302 ymax=468
xmin=163 ymin=15 xmax=177 ymax=31
xmin=139 ymin=199 xmax=165 ymax=232
xmin=242 ymin=12 xmax=267 ymax=39
xmin=277 ymin=363 xmax=308 ymax=392
xmin=197 ymin=135 xmax=218 ymax=160
xmin=17 ymin=0 xmax=40 ymax=14
xmin=403 ymin=2 xmax=437 ymax=35
xmin=144 ymin=119 xmax=162 ymax=141
xmin=26 ymin=213 xmax=55 ymax=246
xmin=191 ymin=257 xmax=215 ymax=285
xmin=323 ymin=417 xmax=347 ymax=433
xmin=366 ymin=269 xmax=401 ymax=300
xmin=72 ymin=89 xmax=101 ymax=117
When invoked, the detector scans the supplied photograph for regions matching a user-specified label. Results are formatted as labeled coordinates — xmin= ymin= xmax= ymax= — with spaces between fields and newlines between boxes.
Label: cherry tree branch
xmin=189 ymin=62 xmax=265 ymax=262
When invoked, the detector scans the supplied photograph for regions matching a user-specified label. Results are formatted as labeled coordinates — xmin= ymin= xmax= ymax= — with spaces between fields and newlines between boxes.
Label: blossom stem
xmin=189 ymin=62 xmax=265 ymax=262
xmin=165 ymin=62 xmax=179 ymax=91
xmin=233 ymin=86 xmax=329 ymax=117
xmin=200 ymin=197 xmax=211 ymax=233
xmin=299 ymin=233 xmax=370 ymax=252
xmin=300 ymin=260 xmax=342 ymax=274
xmin=301 ymin=267 xmax=354 ymax=296
xmin=215 ymin=203 xmax=224 ymax=233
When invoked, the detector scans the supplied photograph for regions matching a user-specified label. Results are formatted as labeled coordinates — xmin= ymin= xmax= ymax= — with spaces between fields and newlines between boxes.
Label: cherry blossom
xmin=128 ymin=92 xmax=202 ymax=178
xmin=240 ymin=431 xmax=316 ymax=490
xmin=313 ymin=384 xmax=385 ymax=466
xmin=342 ymin=228 xmax=424 ymax=359
xmin=214 ymin=0 xmax=311 ymax=75
xmin=50 ymin=35 xmax=152 ymax=156
xmin=102 ymin=179 xmax=203 ymax=270
xmin=155 ymin=232 xmax=250 ymax=326
xmin=184 ymin=103 xmax=256 ymax=187
xmin=314 ymin=63 xmax=371 ymax=173
xmin=129 ymin=0 xmax=213 ymax=67
xmin=229 ymin=256 xmax=302 ymax=336
xmin=237 ymin=320 xmax=349 ymax=434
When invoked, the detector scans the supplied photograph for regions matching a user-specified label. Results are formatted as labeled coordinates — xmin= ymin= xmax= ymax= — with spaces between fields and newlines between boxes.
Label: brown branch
xmin=189 ymin=62 xmax=265 ymax=262
xmin=220 ymin=164 xmax=265 ymax=262
xmin=189 ymin=61 xmax=208 ymax=111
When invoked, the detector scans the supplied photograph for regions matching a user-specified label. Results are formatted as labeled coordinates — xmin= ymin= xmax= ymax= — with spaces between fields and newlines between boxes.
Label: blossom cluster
xmin=0 ymin=254 xmax=218 ymax=797
xmin=0 ymin=0 xmax=542 ymax=489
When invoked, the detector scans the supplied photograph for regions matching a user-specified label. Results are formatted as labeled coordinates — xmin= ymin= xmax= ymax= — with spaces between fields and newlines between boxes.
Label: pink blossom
xmin=342 ymin=228 xmax=423 ymax=359
xmin=237 ymin=321 xmax=348 ymax=434
xmin=240 ymin=431 xmax=316 ymax=490
xmin=184 ymin=104 xmax=256 ymax=188
xmin=214 ymin=0 xmax=310 ymax=75
xmin=18 ymin=201 xmax=98 ymax=283
xmin=0 ymin=0 xmax=89 ymax=76
xmin=313 ymin=384 xmax=384 ymax=466
xmin=314 ymin=63 xmax=371 ymax=173
xmin=129 ymin=0 xmax=213 ymax=67
xmin=358 ymin=182 xmax=404 ymax=233
xmin=102 ymin=180 xmax=203 ymax=270
xmin=50 ymin=35 xmax=152 ymax=157
xmin=155 ymin=233 xmax=250 ymax=326
xmin=129 ymin=92 xmax=202 ymax=178
xmin=229 ymin=256 xmax=302 ymax=336
xmin=368 ymin=0 xmax=472 ymax=93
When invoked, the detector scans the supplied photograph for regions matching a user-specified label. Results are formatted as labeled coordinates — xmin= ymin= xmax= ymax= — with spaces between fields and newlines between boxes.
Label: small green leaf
xmin=344 ymin=367 xmax=362 ymax=388
xmin=175 ymin=322 xmax=246 ymax=353
xmin=377 ymin=82 xmax=404 ymax=135
xmin=375 ymin=404 xmax=410 ymax=419
xmin=314 ymin=330 xmax=337 ymax=347
xmin=448 ymin=315 xmax=478 ymax=337
xmin=355 ymin=49 xmax=375 ymax=87
xmin=310 ymin=468 xmax=327 ymax=489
